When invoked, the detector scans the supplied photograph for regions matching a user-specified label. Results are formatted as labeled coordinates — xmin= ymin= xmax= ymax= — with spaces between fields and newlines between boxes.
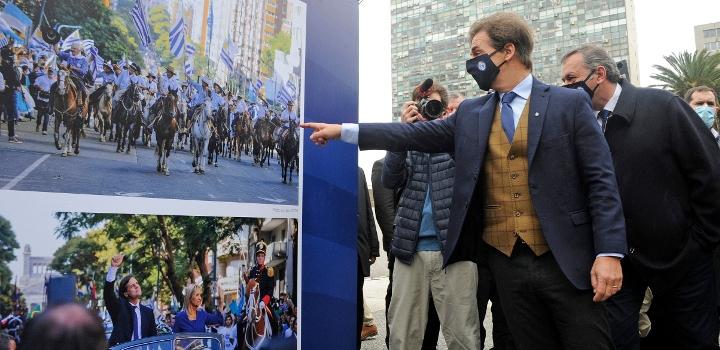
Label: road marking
xmin=114 ymin=192 xmax=154 ymax=197
xmin=2 ymin=154 xmax=51 ymax=190
xmin=257 ymin=197 xmax=287 ymax=203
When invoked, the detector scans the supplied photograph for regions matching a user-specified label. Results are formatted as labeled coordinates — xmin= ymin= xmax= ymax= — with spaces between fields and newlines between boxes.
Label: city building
xmin=215 ymin=218 xmax=297 ymax=304
xmin=17 ymin=245 xmax=60 ymax=310
xmin=390 ymin=0 xmax=640 ymax=120
xmin=695 ymin=22 xmax=720 ymax=54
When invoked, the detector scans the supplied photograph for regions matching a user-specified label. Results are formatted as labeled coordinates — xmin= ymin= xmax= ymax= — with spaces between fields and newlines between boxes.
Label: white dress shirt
xmin=596 ymin=83 xmax=623 ymax=127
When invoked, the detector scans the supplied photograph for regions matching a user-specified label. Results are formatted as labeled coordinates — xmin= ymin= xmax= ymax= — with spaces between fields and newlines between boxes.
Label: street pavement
xmin=361 ymin=250 xmax=494 ymax=350
xmin=0 ymin=118 xmax=298 ymax=204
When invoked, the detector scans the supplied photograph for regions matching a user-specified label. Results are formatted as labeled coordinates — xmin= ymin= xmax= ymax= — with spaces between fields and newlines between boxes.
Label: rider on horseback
xmin=113 ymin=63 xmax=143 ymax=103
xmin=88 ymin=62 xmax=116 ymax=108
xmin=243 ymin=240 xmax=276 ymax=303
xmin=54 ymin=42 xmax=89 ymax=109
xmin=276 ymin=100 xmax=298 ymax=142
xmin=148 ymin=66 xmax=180 ymax=128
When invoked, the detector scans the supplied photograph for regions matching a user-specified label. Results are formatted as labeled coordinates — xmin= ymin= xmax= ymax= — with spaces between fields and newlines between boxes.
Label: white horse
xmin=191 ymin=99 xmax=213 ymax=174
xmin=243 ymin=281 xmax=272 ymax=350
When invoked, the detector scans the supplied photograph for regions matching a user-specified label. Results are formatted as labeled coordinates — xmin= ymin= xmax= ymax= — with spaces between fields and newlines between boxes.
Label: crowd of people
xmin=327 ymin=11 xmax=720 ymax=350
xmin=0 ymin=242 xmax=296 ymax=350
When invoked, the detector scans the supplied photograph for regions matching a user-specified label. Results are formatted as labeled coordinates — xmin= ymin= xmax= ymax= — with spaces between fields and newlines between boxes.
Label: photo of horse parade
xmin=0 ymin=0 xmax=305 ymax=205
xmin=0 ymin=208 xmax=299 ymax=349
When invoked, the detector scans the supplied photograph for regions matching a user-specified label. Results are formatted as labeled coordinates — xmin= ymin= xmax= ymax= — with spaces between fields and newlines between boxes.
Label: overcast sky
xmin=357 ymin=0 xmax=720 ymax=178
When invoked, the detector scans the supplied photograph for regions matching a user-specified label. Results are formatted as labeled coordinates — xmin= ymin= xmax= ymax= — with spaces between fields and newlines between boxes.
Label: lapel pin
xmin=534 ymin=112 xmax=540 ymax=117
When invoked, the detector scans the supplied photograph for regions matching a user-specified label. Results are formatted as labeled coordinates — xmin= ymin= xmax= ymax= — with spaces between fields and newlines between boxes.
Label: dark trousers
xmin=477 ymin=264 xmax=515 ymax=350
xmin=606 ymin=247 xmax=719 ymax=350
xmin=357 ymin=260 xmax=364 ymax=350
xmin=2 ymin=91 xmax=17 ymax=137
xmin=488 ymin=242 xmax=613 ymax=350
xmin=384 ymin=253 xmax=442 ymax=350
xmin=36 ymin=104 xmax=50 ymax=132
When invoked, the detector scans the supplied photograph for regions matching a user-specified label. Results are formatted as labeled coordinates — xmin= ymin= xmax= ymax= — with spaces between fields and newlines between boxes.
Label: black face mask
xmin=562 ymin=69 xmax=599 ymax=98
xmin=466 ymin=49 xmax=506 ymax=91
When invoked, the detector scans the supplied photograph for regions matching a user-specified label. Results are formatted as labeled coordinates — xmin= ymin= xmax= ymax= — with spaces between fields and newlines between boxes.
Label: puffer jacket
xmin=382 ymin=150 xmax=455 ymax=264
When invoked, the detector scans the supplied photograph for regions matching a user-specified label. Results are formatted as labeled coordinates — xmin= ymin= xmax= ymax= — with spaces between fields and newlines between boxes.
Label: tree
xmin=148 ymin=5 xmax=172 ymax=67
xmin=0 ymin=216 xmax=19 ymax=288
xmin=0 ymin=216 xmax=20 ymax=316
xmin=14 ymin=0 xmax=143 ymax=65
xmin=54 ymin=213 xmax=261 ymax=310
xmin=260 ymin=31 xmax=292 ymax=77
xmin=651 ymin=50 xmax=720 ymax=95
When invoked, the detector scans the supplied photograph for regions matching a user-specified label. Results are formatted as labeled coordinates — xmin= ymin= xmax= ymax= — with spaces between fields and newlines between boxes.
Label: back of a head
xmin=19 ymin=303 xmax=106 ymax=350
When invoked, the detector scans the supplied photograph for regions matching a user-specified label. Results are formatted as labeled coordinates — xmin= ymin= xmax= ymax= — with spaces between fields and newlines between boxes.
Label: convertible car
xmin=109 ymin=333 xmax=224 ymax=350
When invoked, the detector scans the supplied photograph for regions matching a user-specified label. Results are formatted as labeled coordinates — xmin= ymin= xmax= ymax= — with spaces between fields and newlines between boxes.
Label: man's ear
xmin=595 ymin=65 xmax=608 ymax=84
xmin=503 ymin=42 xmax=516 ymax=62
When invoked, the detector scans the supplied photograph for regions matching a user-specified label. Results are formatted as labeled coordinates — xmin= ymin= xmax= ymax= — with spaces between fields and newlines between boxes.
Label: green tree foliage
xmin=148 ymin=5 xmax=172 ymax=67
xmin=14 ymin=0 xmax=142 ymax=65
xmin=0 ymin=216 xmax=20 ymax=315
xmin=0 ymin=216 xmax=19 ymax=287
xmin=54 ymin=213 xmax=260 ymax=309
xmin=651 ymin=50 xmax=720 ymax=96
xmin=260 ymin=31 xmax=292 ymax=77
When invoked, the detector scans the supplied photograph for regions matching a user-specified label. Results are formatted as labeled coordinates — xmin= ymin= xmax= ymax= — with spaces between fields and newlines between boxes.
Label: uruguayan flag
xmin=185 ymin=43 xmax=196 ymax=56
xmin=130 ymin=0 xmax=152 ymax=48
xmin=169 ymin=17 xmax=185 ymax=58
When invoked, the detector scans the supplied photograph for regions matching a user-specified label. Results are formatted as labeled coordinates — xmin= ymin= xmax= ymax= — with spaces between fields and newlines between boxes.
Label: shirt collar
xmin=603 ymin=82 xmax=622 ymax=113
xmin=500 ymin=73 xmax=533 ymax=101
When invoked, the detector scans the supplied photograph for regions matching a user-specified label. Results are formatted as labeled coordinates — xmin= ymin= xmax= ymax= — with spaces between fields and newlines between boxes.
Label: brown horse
xmin=253 ymin=118 xmax=274 ymax=167
xmin=94 ymin=85 xmax=113 ymax=142
xmin=279 ymin=121 xmax=299 ymax=184
xmin=243 ymin=280 xmax=272 ymax=350
xmin=234 ymin=111 xmax=252 ymax=161
xmin=52 ymin=69 xmax=84 ymax=157
xmin=153 ymin=94 xmax=178 ymax=176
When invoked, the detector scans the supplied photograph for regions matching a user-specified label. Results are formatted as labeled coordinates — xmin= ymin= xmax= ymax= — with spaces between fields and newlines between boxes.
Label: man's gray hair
xmin=562 ymin=45 xmax=621 ymax=83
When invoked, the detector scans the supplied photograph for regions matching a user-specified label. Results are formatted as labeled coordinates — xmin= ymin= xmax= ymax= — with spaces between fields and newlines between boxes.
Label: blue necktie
xmin=598 ymin=109 xmax=611 ymax=132
xmin=501 ymin=91 xmax=518 ymax=142
xmin=132 ymin=305 xmax=140 ymax=340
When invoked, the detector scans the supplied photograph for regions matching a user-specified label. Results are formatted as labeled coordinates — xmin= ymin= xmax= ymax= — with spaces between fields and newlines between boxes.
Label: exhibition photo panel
xmin=0 ymin=0 xmax=306 ymax=206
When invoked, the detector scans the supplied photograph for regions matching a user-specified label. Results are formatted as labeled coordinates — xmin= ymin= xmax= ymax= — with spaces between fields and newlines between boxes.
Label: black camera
xmin=415 ymin=78 xmax=445 ymax=120
xmin=417 ymin=98 xmax=445 ymax=120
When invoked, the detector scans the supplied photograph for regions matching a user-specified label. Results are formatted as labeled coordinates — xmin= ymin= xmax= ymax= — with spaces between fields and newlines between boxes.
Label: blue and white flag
xmin=0 ymin=3 xmax=31 ymax=40
xmin=169 ymin=16 xmax=185 ymax=58
xmin=130 ymin=0 xmax=152 ymax=48
xmin=220 ymin=38 xmax=236 ymax=71
xmin=88 ymin=46 xmax=104 ymax=76
xmin=60 ymin=29 xmax=81 ymax=51
xmin=29 ymin=28 xmax=50 ymax=51
xmin=81 ymin=39 xmax=95 ymax=52
xmin=184 ymin=58 xmax=194 ymax=76
xmin=0 ymin=32 xmax=8 ymax=48
xmin=278 ymin=86 xmax=293 ymax=105
xmin=185 ymin=43 xmax=196 ymax=56
xmin=255 ymin=79 xmax=263 ymax=90
xmin=286 ymin=80 xmax=297 ymax=96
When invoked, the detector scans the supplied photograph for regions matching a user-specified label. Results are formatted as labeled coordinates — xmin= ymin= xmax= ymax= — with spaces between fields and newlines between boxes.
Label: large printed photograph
xmin=0 ymin=0 xmax=306 ymax=205
xmin=0 ymin=206 xmax=299 ymax=349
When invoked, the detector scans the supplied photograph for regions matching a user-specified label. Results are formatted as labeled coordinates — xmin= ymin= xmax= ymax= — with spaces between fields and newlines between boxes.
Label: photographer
xmin=382 ymin=79 xmax=481 ymax=350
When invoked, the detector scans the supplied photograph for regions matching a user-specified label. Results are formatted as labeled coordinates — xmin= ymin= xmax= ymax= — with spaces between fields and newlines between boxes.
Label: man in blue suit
xmin=304 ymin=13 xmax=626 ymax=350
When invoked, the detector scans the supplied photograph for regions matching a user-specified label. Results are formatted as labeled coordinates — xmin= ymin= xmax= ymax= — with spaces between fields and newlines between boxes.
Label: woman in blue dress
xmin=173 ymin=283 xmax=225 ymax=333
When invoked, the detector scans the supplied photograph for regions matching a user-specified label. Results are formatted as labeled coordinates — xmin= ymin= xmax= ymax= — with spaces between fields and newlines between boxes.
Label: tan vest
xmin=482 ymin=97 xmax=549 ymax=256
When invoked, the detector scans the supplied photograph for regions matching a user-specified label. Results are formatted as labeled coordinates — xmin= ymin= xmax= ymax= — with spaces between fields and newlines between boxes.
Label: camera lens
xmin=422 ymin=99 xmax=445 ymax=120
